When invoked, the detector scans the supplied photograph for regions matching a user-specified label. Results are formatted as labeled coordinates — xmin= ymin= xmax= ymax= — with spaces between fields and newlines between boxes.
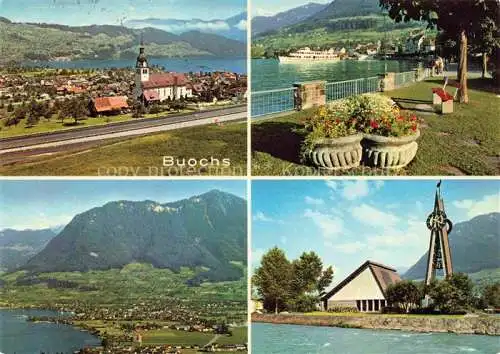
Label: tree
xmin=252 ymin=247 xmax=292 ymax=314
xmin=290 ymin=251 xmax=334 ymax=297
xmin=427 ymin=273 xmax=474 ymax=313
xmin=380 ymin=0 xmax=499 ymax=103
xmin=386 ymin=280 xmax=422 ymax=313
xmin=6 ymin=103 xmax=14 ymax=112
xmin=481 ymin=282 xmax=500 ymax=309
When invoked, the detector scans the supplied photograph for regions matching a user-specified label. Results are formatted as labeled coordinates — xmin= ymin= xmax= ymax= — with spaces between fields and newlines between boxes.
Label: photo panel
xmin=0 ymin=0 xmax=248 ymax=177
xmin=251 ymin=179 xmax=500 ymax=353
xmin=0 ymin=179 xmax=248 ymax=353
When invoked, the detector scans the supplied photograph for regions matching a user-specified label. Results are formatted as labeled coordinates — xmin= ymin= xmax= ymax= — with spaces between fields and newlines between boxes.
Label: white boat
xmin=278 ymin=47 xmax=342 ymax=63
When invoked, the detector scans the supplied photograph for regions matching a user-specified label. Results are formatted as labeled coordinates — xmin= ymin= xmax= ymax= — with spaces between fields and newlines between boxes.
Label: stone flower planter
xmin=362 ymin=129 xmax=420 ymax=169
xmin=307 ymin=134 xmax=363 ymax=170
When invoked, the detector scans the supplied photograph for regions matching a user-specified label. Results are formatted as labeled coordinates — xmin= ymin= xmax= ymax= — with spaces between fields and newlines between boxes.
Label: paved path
xmin=204 ymin=334 xmax=221 ymax=348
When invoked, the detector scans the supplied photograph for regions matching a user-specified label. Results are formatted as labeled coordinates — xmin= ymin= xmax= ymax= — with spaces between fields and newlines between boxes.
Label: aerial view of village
xmin=0 ymin=180 xmax=248 ymax=353
xmin=250 ymin=0 xmax=499 ymax=176
xmin=251 ymin=179 xmax=500 ymax=353
xmin=0 ymin=0 xmax=247 ymax=176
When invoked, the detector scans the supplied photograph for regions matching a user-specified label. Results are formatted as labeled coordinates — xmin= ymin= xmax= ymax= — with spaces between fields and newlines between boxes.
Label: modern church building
xmin=321 ymin=261 xmax=401 ymax=312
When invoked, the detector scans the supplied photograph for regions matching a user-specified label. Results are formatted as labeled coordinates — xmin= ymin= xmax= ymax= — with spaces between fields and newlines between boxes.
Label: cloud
xmin=0 ymin=213 xmax=74 ymax=231
xmin=125 ymin=19 xmax=231 ymax=34
xmin=305 ymin=196 xmax=324 ymax=206
xmin=342 ymin=180 xmax=370 ymax=200
xmin=252 ymin=7 xmax=275 ymax=17
xmin=253 ymin=211 xmax=284 ymax=224
xmin=253 ymin=211 xmax=273 ymax=222
xmin=252 ymin=248 xmax=265 ymax=268
xmin=327 ymin=180 xmax=382 ymax=201
xmin=235 ymin=19 xmax=246 ymax=30
xmin=350 ymin=204 xmax=400 ymax=228
xmin=452 ymin=193 xmax=500 ymax=220
xmin=333 ymin=241 xmax=366 ymax=254
xmin=303 ymin=209 xmax=343 ymax=239
xmin=325 ymin=180 xmax=338 ymax=191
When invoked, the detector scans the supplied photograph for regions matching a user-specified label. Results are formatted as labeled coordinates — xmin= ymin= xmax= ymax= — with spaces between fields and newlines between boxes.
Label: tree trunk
xmin=275 ymin=299 xmax=278 ymax=314
xmin=482 ymin=53 xmax=489 ymax=79
xmin=458 ymin=30 xmax=469 ymax=103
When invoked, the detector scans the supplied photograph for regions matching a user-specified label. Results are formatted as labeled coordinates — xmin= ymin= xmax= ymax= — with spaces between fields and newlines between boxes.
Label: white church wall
xmin=328 ymin=268 xmax=385 ymax=303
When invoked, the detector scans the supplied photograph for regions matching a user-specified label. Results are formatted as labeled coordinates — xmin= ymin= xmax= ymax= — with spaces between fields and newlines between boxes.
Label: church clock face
xmin=426 ymin=210 xmax=447 ymax=230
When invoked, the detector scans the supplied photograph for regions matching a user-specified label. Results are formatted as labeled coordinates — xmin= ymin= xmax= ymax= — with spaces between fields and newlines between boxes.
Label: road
xmin=0 ymin=106 xmax=246 ymax=164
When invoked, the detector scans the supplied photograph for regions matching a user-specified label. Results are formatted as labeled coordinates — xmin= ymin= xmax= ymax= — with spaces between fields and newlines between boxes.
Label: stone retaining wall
xmin=252 ymin=313 xmax=500 ymax=335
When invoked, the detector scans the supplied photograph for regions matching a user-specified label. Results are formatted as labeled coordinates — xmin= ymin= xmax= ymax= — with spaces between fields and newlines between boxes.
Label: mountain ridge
xmin=22 ymin=190 xmax=247 ymax=284
xmin=404 ymin=212 xmax=500 ymax=279
xmin=0 ymin=19 xmax=245 ymax=63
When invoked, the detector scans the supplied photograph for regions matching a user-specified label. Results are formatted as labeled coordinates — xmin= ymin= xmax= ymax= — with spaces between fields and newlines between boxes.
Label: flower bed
xmin=302 ymin=94 xmax=420 ymax=170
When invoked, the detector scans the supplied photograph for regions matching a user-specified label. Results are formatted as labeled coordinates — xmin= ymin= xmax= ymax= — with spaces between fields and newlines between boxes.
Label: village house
xmin=133 ymin=43 xmax=192 ymax=104
xmin=321 ymin=260 xmax=401 ymax=312
xmin=91 ymin=96 xmax=129 ymax=116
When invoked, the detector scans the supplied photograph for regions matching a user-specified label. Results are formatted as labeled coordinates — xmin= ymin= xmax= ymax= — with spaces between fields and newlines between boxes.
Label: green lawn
xmin=142 ymin=329 xmax=214 ymax=346
xmin=0 ymin=121 xmax=247 ymax=176
xmin=215 ymin=327 xmax=247 ymax=345
xmin=252 ymin=78 xmax=500 ymax=176
xmin=0 ymin=110 xmax=192 ymax=139
xmin=301 ymin=312 xmax=466 ymax=319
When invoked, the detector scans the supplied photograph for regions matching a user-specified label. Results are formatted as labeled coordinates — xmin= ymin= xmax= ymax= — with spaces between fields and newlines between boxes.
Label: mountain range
xmin=252 ymin=3 xmax=327 ymax=36
xmin=22 ymin=190 xmax=247 ymax=283
xmin=404 ymin=213 xmax=500 ymax=280
xmin=252 ymin=0 xmax=424 ymax=52
xmin=0 ymin=17 xmax=245 ymax=63
xmin=125 ymin=12 xmax=247 ymax=42
xmin=0 ymin=228 xmax=57 ymax=272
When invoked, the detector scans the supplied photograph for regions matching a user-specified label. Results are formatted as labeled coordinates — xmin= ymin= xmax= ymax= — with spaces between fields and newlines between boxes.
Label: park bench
xmin=432 ymin=77 xmax=460 ymax=114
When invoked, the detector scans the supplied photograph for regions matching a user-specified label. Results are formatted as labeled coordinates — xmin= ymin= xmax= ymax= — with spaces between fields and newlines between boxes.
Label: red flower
xmin=370 ymin=120 xmax=379 ymax=129
xmin=335 ymin=119 xmax=341 ymax=124
xmin=411 ymin=115 xmax=417 ymax=121
xmin=397 ymin=116 xmax=404 ymax=121
xmin=411 ymin=124 xmax=417 ymax=131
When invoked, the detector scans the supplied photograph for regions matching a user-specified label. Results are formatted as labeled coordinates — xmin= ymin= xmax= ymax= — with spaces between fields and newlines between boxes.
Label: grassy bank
xmin=0 ymin=121 xmax=247 ymax=176
xmin=252 ymin=313 xmax=500 ymax=335
xmin=252 ymin=78 xmax=500 ymax=176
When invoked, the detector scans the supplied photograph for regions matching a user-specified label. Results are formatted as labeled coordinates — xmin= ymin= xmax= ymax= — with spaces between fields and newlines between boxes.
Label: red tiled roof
xmin=143 ymin=89 xmax=159 ymax=102
xmin=93 ymin=96 xmax=129 ymax=113
xmin=142 ymin=73 xmax=188 ymax=89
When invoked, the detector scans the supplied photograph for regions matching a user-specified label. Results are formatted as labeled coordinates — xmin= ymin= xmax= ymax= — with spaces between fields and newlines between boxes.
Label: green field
xmin=142 ymin=329 xmax=214 ymax=345
xmin=0 ymin=263 xmax=246 ymax=312
xmin=0 ymin=110 xmax=192 ymax=139
xmin=252 ymin=78 xmax=500 ymax=176
xmin=0 ymin=121 xmax=247 ymax=176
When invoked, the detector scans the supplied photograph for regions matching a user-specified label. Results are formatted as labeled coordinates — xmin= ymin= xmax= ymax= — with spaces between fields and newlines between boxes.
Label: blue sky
xmin=252 ymin=179 xmax=500 ymax=285
xmin=0 ymin=180 xmax=246 ymax=230
xmin=251 ymin=0 xmax=330 ymax=16
xmin=0 ymin=0 xmax=246 ymax=25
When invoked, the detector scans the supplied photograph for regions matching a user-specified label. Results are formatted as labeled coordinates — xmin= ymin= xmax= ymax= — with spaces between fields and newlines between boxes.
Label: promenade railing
xmin=251 ymin=70 xmax=428 ymax=118
xmin=251 ymin=87 xmax=297 ymax=117
xmin=325 ymin=76 xmax=379 ymax=101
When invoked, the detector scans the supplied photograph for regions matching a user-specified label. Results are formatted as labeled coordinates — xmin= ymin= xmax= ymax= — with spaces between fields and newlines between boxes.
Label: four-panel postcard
xmin=0 ymin=0 xmax=498 ymax=353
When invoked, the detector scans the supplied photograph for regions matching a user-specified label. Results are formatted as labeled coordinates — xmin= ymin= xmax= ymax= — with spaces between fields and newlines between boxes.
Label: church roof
xmin=321 ymin=260 xmax=401 ymax=301
xmin=142 ymin=73 xmax=188 ymax=89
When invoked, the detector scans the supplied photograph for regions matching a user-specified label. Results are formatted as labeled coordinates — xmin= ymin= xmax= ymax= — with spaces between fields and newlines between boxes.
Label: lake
xmin=0 ymin=309 xmax=100 ymax=354
xmin=23 ymin=57 xmax=247 ymax=74
xmin=252 ymin=323 xmax=500 ymax=354
xmin=251 ymin=58 xmax=417 ymax=91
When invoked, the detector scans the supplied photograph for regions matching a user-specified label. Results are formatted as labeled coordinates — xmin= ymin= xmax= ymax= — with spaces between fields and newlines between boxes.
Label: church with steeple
xmin=133 ymin=42 xmax=192 ymax=103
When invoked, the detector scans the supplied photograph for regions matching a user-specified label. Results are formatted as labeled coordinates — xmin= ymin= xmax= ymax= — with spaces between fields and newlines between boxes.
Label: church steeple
xmin=134 ymin=34 xmax=149 ymax=100
xmin=136 ymin=34 xmax=148 ymax=69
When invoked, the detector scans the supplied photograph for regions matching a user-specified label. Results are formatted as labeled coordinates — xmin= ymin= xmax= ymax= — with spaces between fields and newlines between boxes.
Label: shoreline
xmin=252 ymin=313 xmax=500 ymax=336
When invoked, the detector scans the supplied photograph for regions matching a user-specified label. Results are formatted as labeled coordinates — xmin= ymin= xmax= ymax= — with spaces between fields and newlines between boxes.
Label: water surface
xmin=252 ymin=322 xmax=499 ymax=354
xmin=0 ymin=309 xmax=100 ymax=354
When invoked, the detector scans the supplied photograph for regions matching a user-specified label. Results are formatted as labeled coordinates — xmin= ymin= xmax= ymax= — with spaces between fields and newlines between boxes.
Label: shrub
xmin=327 ymin=305 xmax=359 ymax=313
